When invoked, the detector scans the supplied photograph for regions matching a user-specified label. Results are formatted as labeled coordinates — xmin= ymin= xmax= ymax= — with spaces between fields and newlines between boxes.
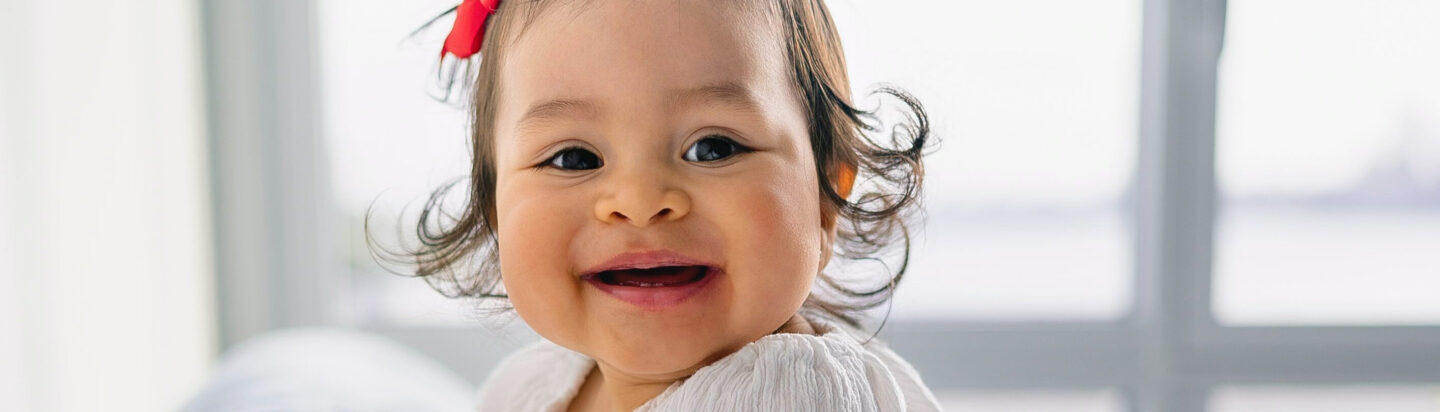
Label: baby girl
xmin=394 ymin=0 xmax=941 ymax=410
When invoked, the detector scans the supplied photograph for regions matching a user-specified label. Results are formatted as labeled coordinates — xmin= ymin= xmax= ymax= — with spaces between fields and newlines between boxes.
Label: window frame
xmin=201 ymin=0 xmax=1440 ymax=410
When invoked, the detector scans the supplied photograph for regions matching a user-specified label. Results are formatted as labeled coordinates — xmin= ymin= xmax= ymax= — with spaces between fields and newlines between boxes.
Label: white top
xmin=475 ymin=315 xmax=943 ymax=411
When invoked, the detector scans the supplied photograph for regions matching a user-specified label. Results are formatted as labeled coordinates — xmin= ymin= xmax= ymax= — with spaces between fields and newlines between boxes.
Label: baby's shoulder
xmin=475 ymin=340 xmax=593 ymax=412
xmin=854 ymin=337 xmax=945 ymax=411
xmin=638 ymin=315 xmax=942 ymax=411
xmin=806 ymin=317 xmax=945 ymax=411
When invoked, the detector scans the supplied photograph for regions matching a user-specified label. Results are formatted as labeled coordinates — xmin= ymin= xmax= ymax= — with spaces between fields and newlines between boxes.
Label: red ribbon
xmin=442 ymin=0 xmax=502 ymax=59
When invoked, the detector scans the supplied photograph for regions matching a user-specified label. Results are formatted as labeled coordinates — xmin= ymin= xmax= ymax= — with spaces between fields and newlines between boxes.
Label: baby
xmin=392 ymin=0 xmax=941 ymax=410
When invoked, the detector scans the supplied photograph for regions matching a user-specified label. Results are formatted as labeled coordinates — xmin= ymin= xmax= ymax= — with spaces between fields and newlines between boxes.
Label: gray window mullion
xmin=202 ymin=0 xmax=339 ymax=350
xmin=1135 ymin=0 xmax=1226 ymax=409
xmin=879 ymin=323 xmax=1145 ymax=388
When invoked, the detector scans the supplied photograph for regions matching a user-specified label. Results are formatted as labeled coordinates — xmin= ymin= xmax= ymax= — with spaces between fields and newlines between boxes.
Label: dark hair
xmin=370 ymin=0 xmax=935 ymax=329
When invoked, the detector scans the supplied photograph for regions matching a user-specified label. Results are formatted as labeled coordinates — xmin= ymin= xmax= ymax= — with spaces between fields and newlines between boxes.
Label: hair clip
xmin=414 ymin=0 xmax=501 ymax=103
xmin=442 ymin=0 xmax=502 ymax=59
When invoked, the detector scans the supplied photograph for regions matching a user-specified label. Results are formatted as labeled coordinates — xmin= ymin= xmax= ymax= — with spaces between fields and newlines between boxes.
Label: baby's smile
xmin=579 ymin=250 xmax=722 ymax=310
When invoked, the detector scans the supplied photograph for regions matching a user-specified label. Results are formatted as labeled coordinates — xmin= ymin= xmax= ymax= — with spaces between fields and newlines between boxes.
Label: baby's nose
xmin=593 ymin=173 xmax=692 ymax=228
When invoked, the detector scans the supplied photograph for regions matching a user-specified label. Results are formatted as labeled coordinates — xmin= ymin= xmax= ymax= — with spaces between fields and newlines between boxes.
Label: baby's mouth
xmin=590 ymin=265 xmax=710 ymax=287
xmin=581 ymin=262 xmax=721 ymax=309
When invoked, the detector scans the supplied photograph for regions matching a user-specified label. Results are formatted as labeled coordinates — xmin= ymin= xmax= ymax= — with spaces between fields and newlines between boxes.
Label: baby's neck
xmin=567 ymin=313 xmax=820 ymax=412
xmin=773 ymin=312 xmax=818 ymax=335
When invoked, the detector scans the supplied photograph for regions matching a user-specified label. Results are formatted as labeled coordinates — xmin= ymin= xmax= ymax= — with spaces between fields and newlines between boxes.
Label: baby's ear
xmin=834 ymin=161 xmax=856 ymax=200
xmin=821 ymin=161 xmax=857 ymax=271
xmin=820 ymin=160 xmax=856 ymax=255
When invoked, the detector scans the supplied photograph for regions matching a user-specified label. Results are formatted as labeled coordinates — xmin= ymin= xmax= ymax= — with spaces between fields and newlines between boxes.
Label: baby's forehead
xmin=514 ymin=0 xmax=779 ymax=33
xmin=495 ymin=0 xmax=796 ymax=124
xmin=504 ymin=0 xmax=786 ymax=71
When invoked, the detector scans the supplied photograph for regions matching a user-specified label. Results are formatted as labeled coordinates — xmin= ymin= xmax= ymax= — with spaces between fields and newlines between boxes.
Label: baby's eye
xmin=546 ymin=147 xmax=603 ymax=170
xmin=683 ymin=135 xmax=749 ymax=163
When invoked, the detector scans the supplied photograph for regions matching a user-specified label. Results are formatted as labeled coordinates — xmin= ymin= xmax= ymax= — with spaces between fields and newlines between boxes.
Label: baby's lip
xmin=580 ymin=250 xmax=717 ymax=277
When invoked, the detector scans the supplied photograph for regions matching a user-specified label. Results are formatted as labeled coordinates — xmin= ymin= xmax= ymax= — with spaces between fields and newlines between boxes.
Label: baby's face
xmin=491 ymin=0 xmax=827 ymax=379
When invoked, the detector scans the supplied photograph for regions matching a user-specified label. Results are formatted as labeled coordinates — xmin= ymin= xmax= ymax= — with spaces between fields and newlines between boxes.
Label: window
xmin=1213 ymin=0 xmax=1440 ymax=326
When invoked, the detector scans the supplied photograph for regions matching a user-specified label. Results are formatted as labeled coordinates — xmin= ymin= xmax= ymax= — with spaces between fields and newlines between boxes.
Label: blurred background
xmin=2 ymin=0 xmax=1438 ymax=411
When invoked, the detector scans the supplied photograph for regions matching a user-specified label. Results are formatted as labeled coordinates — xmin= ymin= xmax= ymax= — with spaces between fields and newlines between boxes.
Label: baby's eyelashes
xmin=539 ymin=135 xmax=754 ymax=172
xmin=546 ymin=147 xmax=604 ymax=170
xmin=683 ymin=135 xmax=751 ymax=163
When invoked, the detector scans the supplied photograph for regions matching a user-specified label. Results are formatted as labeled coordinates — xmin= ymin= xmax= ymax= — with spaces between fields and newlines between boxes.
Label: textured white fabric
xmin=475 ymin=316 xmax=942 ymax=411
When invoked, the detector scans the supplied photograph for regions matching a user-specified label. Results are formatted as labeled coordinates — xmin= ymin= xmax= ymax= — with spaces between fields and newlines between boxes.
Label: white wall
xmin=0 ymin=0 xmax=217 ymax=411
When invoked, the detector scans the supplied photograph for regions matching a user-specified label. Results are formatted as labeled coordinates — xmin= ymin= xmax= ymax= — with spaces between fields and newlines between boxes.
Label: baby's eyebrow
xmin=665 ymin=81 xmax=764 ymax=117
xmin=514 ymin=81 xmax=763 ymax=134
xmin=516 ymin=99 xmax=602 ymax=134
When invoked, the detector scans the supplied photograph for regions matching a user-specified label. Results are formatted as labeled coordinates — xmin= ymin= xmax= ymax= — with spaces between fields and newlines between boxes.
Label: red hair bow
xmin=442 ymin=0 xmax=502 ymax=59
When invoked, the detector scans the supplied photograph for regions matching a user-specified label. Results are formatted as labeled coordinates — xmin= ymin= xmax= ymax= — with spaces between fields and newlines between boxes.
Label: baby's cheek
xmin=724 ymin=174 xmax=822 ymax=324
xmin=494 ymin=184 xmax=590 ymax=343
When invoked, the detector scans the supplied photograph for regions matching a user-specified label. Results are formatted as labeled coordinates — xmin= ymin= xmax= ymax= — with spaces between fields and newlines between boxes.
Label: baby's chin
xmin=591 ymin=332 xmax=752 ymax=379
